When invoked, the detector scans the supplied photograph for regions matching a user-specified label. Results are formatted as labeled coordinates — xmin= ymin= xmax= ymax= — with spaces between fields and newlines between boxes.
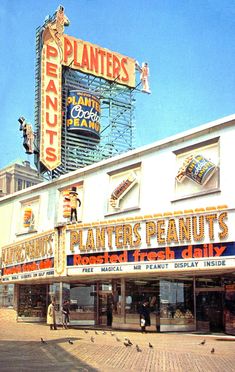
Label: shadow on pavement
xmin=0 ymin=338 xmax=98 ymax=371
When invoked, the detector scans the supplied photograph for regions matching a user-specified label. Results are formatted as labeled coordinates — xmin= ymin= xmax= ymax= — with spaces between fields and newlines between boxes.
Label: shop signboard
xmin=67 ymin=256 xmax=235 ymax=276
xmin=67 ymin=242 xmax=235 ymax=276
xmin=1 ymin=232 xmax=55 ymax=282
xmin=40 ymin=39 xmax=62 ymax=171
xmin=66 ymin=90 xmax=101 ymax=139
xmin=66 ymin=210 xmax=230 ymax=254
xmin=62 ymin=36 xmax=136 ymax=87
xmin=68 ymin=242 xmax=235 ymax=264
xmin=1 ymin=261 xmax=55 ymax=282
xmin=66 ymin=209 xmax=235 ymax=275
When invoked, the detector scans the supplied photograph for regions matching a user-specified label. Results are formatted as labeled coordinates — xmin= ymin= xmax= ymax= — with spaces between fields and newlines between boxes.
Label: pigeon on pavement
xmin=136 ymin=344 xmax=142 ymax=352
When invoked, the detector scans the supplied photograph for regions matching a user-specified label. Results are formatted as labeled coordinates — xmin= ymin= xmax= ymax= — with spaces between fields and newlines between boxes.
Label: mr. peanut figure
xmin=66 ymin=187 xmax=81 ymax=222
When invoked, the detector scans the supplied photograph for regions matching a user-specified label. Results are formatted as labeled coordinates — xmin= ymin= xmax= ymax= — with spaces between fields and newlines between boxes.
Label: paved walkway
xmin=0 ymin=309 xmax=235 ymax=371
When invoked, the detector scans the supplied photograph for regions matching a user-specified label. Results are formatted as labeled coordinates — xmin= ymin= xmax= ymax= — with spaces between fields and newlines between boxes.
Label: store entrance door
xmin=196 ymin=290 xmax=224 ymax=332
xmin=98 ymin=292 xmax=108 ymax=326
xmin=98 ymin=292 xmax=114 ymax=326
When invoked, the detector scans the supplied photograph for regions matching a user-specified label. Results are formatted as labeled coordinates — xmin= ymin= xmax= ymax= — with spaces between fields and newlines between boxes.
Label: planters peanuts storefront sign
xmin=2 ymin=209 xmax=235 ymax=281
xmin=66 ymin=210 xmax=235 ymax=276
xmin=1 ymin=232 xmax=55 ymax=282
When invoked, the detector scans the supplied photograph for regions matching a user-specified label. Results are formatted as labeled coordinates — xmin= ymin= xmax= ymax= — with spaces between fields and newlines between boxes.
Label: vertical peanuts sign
xmin=40 ymin=41 xmax=62 ymax=170
xmin=40 ymin=6 xmax=66 ymax=170
xmin=40 ymin=6 xmax=136 ymax=171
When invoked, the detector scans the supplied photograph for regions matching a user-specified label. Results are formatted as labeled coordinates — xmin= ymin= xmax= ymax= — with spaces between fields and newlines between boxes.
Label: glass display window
xmin=196 ymin=277 xmax=222 ymax=288
xmin=97 ymin=280 xmax=121 ymax=326
xmin=195 ymin=276 xmax=224 ymax=332
xmin=160 ymin=279 xmax=195 ymax=331
xmin=124 ymin=279 xmax=160 ymax=329
xmin=0 ymin=284 xmax=14 ymax=308
xmin=68 ymin=283 xmax=96 ymax=325
xmin=224 ymin=283 xmax=235 ymax=335
xmin=49 ymin=283 xmax=60 ymax=311
xmin=18 ymin=284 xmax=47 ymax=320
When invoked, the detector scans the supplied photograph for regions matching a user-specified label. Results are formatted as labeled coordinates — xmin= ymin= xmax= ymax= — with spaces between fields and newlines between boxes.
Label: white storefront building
xmin=1 ymin=114 xmax=235 ymax=334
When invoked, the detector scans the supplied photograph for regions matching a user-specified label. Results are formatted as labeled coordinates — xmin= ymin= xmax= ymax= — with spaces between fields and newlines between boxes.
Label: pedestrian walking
xmin=47 ymin=299 xmax=57 ymax=330
xmin=61 ymin=300 xmax=70 ymax=329
xmin=107 ymin=296 xmax=113 ymax=327
xmin=140 ymin=300 xmax=151 ymax=333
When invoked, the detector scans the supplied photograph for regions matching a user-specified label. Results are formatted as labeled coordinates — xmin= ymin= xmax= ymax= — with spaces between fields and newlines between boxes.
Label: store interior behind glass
xmin=2 ymin=274 xmax=235 ymax=334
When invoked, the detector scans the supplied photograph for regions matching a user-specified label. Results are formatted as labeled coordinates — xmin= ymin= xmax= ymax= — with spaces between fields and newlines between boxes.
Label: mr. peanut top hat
xmin=70 ymin=186 xmax=77 ymax=194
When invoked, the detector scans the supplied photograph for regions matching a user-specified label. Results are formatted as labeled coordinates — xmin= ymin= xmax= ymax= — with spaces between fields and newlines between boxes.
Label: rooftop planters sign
xmin=40 ymin=6 xmax=136 ymax=170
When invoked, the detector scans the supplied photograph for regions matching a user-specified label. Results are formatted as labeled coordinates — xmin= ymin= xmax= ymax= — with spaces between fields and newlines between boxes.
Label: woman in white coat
xmin=47 ymin=299 xmax=57 ymax=330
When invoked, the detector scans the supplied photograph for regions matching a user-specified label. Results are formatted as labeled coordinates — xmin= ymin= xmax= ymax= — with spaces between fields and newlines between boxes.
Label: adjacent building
xmin=0 ymin=160 xmax=42 ymax=197
xmin=0 ymin=160 xmax=43 ymax=307
xmin=0 ymin=114 xmax=235 ymax=334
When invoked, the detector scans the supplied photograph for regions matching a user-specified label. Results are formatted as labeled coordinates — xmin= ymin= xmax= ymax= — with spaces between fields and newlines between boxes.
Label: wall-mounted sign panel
xmin=67 ymin=254 xmax=235 ymax=276
xmin=1 ymin=232 xmax=55 ymax=282
xmin=66 ymin=90 xmax=101 ymax=139
xmin=63 ymin=35 xmax=136 ymax=88
xmin=66 ymin=211 xmax=230 ymax=255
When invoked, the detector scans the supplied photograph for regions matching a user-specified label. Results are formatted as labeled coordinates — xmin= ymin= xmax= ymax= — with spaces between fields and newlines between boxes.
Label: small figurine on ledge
xmin=65 ymin=187 xmax=81 ymax=223
xmin=135 ymin=61 xmax=151 ymax=94
xmin=18 ymin=116 xmax=35 ymax=154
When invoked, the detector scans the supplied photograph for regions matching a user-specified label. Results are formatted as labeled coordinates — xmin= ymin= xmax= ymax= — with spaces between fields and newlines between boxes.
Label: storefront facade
xmin=1 ymin=115 xmax=235 ymax=334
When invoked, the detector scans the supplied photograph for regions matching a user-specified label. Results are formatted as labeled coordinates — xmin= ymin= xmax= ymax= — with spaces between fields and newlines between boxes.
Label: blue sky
xmin=0 ymin=0 xmax=234 ymax=168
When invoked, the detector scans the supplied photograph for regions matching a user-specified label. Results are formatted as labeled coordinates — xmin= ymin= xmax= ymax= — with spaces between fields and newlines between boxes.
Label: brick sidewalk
xmin=0 ymin=309 xmax=235 ymax=371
